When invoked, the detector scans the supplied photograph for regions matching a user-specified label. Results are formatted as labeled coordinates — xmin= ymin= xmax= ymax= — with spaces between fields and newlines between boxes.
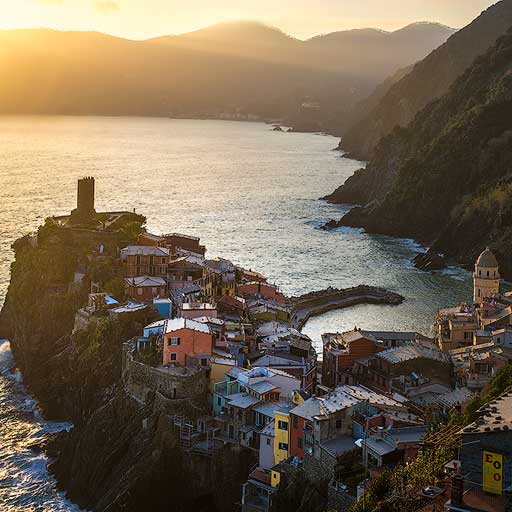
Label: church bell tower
xmin=473 ymin=247 xmax=500 ymax=304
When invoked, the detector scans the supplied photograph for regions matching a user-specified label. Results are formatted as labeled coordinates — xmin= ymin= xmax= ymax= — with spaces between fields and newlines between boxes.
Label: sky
xmin=0 ymin=0 xmax=499 ymax=40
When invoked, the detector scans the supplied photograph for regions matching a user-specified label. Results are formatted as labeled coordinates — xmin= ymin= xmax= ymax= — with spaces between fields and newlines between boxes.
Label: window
xmin=137 ymin=288 xmax=143 ymax=296
xmin=161 ymin=258 xmax=167 ymax=264
xmin=136 ymin=255 xmax=141 ymax=265
xmin=160 ymin=266 xmax=167 ymax=274
xmin=278 ymin=420 xmax=288 ymax=431
xmin=297 ymin=438 xmax=303 ymax=449
xmin=266 ymin=438 xmax=271 ymax=446
xmin=217 ymin=397 xmax=222 ymax=406
xmin=293 ymin=416 xmax=298 ymax=429
xmin=151 ymin=287 xmax=157 ymax=295
xmin=170 ymin=353 xmax=177 ymax=361
xmin=201 ymin=359 xmax=208 ymax=367
xmin=169 ymin=337 xmax=180 ymax=346
xmin=335 ymin=419 xmax=342 ymax=429
xmin=278 ymin=442 xmax=288 ymax=451
xmin=487 ymin=271 xmax=490 ymax=277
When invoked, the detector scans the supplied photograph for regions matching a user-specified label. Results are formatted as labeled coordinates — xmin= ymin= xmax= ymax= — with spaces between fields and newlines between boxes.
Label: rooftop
xmin=476 ymin=247 xmax=499 ymax=269
xmin=125 ymin=276 xmax=167 ymax=287
xmin=320 ymin=436 xmax=357 ymax=457
xmin=460 ymin=387 xmax=512 ymax=435
xmin=121 ymin=245 xmax=170 ymax=258
xmin=377 ymin=344 xmax=448 ymax=364
xmin=164 ymin=317 xmax=211 ymax=335
xmin=225 ymin=393 xmax=261 ymax=409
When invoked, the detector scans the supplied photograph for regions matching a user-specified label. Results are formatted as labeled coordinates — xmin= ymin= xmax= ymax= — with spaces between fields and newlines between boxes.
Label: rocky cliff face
xmin=339 ymin=0 xmax=512 ymax=160
xmin=325 ymin=29 xmax=512 ymax=277
xmin=0 ymin=220 xmax=256 ymax=511
xmin=51 ymin=390 xmax=256 ymax=512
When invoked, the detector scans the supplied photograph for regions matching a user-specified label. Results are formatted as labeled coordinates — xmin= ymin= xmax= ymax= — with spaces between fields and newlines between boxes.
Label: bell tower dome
xmin=473 ymin=247 xmax=500 ymax=304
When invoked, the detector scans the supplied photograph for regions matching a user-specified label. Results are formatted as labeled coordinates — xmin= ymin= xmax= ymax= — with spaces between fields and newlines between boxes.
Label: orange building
xmin=121 ymin=245 xmax=170 ymax=278
xmin=322 ymin=330 xmax=383 ymax=388
xmin=163 ymin=318 xmax=213 ymax=366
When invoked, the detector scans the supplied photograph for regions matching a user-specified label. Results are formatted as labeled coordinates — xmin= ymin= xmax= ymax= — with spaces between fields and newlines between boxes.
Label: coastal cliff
xmin=324 ymin=29 xmax=512 ymax=278
xmin=0 ymin=218 xmax=255 ymax=512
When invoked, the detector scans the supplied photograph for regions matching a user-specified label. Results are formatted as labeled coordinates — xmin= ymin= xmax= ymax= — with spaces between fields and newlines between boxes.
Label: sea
xmin=0 ymin=116 xmax=472 ymax=510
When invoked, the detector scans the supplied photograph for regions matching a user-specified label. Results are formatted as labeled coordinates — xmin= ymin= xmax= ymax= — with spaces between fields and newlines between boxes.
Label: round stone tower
xmin=473 ymin=247 xmax=500 ymax=304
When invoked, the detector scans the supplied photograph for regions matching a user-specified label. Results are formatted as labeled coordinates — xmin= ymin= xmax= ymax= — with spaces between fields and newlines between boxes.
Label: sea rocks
xmin=321 ymin=219 xmax=340 ymax=230
xmin=414 ymin=250 xmax=447 ymax=272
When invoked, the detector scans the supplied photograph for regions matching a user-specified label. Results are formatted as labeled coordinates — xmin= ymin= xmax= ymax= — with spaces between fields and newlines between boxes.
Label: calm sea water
xmin=0 ymin=116 xmax=471 ymax=510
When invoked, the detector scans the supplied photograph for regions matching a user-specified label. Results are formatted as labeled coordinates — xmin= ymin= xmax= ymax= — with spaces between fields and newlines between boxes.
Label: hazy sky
xmin=0 ymin=0 xmax=498 ymax=39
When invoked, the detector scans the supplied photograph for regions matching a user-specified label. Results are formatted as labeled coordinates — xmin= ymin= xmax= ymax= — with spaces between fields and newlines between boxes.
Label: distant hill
xmin=326 ymin=28 xmax=512 ymax=276
xmin=0 ymin=21 xmax=454 ymax=118
xmin=305 ymin=22 xmax=454 ymax=81
xmin=339 ymin=0 xmax=512 ymax=159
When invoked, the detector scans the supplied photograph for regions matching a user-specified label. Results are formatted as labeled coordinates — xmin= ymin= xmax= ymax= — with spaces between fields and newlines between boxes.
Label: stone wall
xmin=122 ymin=342 xmax=208 ymax=411
xmin=303 ymin=452 xmax=334 ymax=484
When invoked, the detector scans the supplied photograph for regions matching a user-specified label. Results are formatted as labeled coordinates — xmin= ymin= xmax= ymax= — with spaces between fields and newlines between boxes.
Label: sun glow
xmin=0 ymin=0 xmax=497 ymax=40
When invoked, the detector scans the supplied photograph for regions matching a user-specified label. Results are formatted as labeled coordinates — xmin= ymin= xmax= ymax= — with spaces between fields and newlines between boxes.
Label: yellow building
xmin=273 ymin=410 xmax=290 ymax=464
xmin=270 ymin=468 xmax=281 ymax=488
xmin=209 ymin=358 xmax=236 ymax=393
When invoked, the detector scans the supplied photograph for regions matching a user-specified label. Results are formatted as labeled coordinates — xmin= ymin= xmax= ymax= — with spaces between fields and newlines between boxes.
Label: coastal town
xmin=38 ymin=178 xmax=512 ymax=512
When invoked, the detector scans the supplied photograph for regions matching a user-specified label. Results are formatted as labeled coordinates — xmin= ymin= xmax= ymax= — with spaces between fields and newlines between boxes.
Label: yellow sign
xmin=483 ymin=451 xmax=503 ymax=495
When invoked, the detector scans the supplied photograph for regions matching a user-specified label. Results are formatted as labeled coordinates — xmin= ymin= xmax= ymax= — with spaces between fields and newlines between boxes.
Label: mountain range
xmin=338 ymin=0 xmax=512 ymax=159
xmin=0 ymin=21 xmax=454 ymax=118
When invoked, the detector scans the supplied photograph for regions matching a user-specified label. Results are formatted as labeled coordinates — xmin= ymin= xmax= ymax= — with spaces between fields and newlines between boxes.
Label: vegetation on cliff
xmin=0 ymin=216 xmax=144 ymax=419
xmin=338 ymin=0 xmax=512 ymax=160
xmin=326 ymin=27 xmax=512 ymax=277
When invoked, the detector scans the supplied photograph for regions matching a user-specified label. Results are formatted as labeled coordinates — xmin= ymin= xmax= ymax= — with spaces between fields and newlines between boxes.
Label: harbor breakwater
xmin=291 ymin=285 xmax=404 ymax=330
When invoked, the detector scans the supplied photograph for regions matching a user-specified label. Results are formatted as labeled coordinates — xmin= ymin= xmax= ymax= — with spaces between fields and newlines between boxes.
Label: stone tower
xmin=70 ymin=177 xmax=96 ymax=224
xmin=473 ymin=247 xmax=500 ymax=304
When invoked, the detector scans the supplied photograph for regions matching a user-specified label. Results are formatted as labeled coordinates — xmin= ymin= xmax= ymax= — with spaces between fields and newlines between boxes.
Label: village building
xmin=203 ymin=258 xmax=237 ymax=298
xmin=450 ymin=342 xmax=512 ymax=392
xmin=137 ymin=231 xmax=166 ymax=247
xmin=435 ymin=304 xmax=479 ymax=352
xmin=288 ymin=385 xmax=409 ymax=464
xmin=362 ymin=425 xmax=427 ymax=470
xmin=365 ymin=344 xmax=451 ymax=394
xmin=322 ymin=330 xmax=384 ymax=388
xmin=162 ymin=317 xmax=213 ymax=367
xmin=238 ymin=281 xmax=286 ymax=304
xmin=251 ymin=353 xmax=316 ymax=394
xmin=121 ymin=245 xmax=170 ymax=277
xmin=164 ymin=232 xmax=206 ymax=256
xmin=213 ymin=367 xmax=301 ymax=445
xmin=361 ymin=330 xmax=432 ymax=349
xmin=179 ymin=302 xmax=217 ymax=319
xmin=168 ymin=255 xmax=204 ymax=290
xmin=124 ymin=275 xmax=167 ymax=301
xmin=446 ymin=389 xmax=512 ymax=511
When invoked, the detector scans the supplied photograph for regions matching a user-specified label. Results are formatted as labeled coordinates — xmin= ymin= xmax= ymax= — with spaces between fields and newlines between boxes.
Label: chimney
xmin=450 ymin=473 xmax=464 ymax=508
